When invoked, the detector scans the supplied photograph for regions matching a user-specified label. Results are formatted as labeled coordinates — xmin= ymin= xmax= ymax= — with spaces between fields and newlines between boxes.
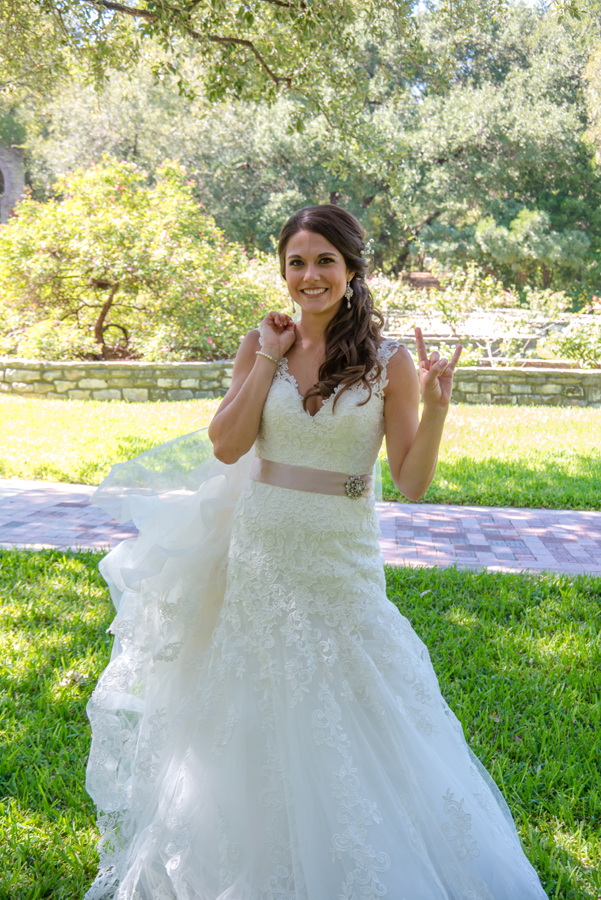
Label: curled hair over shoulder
xmin=278 ymin=205 xmax=384 ymax=411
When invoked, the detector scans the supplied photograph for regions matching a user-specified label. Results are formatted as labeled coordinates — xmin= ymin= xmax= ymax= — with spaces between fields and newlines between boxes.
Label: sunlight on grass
xmin=384 ymin=565 xmax=601 ymax=900
xmin=382 ymin=403 xmax=601 ymax=509
xmin=0 ymin=395 xmax=220 ymax=486
xmin=1 ymin=396 xmax=601 ymax=509
xmin=0 ymin=550 xmax=599 ymax=898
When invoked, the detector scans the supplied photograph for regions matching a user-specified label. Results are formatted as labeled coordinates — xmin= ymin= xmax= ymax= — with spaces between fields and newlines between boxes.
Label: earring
xmin=344 ymin=281 xmax=353 ymax=308
xmin=290 ymin=297 xmax=296 ymax=314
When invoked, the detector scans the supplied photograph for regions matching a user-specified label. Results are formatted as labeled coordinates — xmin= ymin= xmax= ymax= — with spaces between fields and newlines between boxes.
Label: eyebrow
xmin=286 ymin=251 xmax=339 ymax=259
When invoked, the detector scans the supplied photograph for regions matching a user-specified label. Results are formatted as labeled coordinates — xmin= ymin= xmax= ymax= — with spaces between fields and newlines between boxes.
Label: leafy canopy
xmin=15 ymin=1 xmax=601 ymax=289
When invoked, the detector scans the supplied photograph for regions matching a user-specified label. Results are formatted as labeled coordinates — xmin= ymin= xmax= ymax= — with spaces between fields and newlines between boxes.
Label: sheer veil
xmin=85 ymin=429 xmax=255 ymax=897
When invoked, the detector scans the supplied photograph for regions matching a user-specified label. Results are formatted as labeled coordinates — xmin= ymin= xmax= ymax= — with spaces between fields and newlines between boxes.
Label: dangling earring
xmin=344 ymin=281 xmax=353 ymax=309
xmin=290 ymin=296 xmax=296 ymax=315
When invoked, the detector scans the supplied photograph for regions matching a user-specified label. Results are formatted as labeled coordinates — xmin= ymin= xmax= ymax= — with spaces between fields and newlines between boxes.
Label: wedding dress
xmin=85 ymin=340 xmax=548 ymax=900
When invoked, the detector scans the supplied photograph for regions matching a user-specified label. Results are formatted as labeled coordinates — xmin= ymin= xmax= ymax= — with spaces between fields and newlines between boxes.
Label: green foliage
xmin=10 ymin=2 xmax=601 ymax=289
xmin=0 ymin=0 xmax=417 ymax=114
xmin=0 ymin=158 xmax=284 ymax=361
xmin=373 ymin=265 xmax=518 ymax=321
xmin=544 ymin=320 xmax=601 ymax=368
xmin=0 ymin=548 xmax=598 ymax=897
xmin=423 ymin=210 xmax=591 ymax=289
xmin=375 ymin=265 xmax=572 ymax=355
xmin=585 ymin=42 xmax=601 ymax=163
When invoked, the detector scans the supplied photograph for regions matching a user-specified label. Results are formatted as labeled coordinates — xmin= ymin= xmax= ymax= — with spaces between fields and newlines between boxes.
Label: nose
xmin=302 ymin=262 xmax=321 ymax=283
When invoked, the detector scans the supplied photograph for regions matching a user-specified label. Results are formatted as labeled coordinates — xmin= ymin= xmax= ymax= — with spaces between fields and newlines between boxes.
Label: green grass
xmin=386 ymin=565 xmax=601 ymax=900
xmin=1 ymin=397 xmax=601 ymax=509
xmin=0 ymin=550 xmax=112 ymax=899
xmin=0 ymin=550 xmax=599 ymax=898
xmin=385 ymin=404 xmax=601 ymax=509
xmin=0 ymin=396 xmax=220 ymax=486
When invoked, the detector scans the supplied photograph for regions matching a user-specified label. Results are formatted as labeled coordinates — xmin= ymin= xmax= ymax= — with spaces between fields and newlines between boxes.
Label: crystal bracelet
xmin=256 ymin=350 xmax=280 ymax=366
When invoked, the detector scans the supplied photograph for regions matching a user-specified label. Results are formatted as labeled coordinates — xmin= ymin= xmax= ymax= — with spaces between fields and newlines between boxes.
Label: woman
xmin=85 ymin=205 xmax=547 ymax=899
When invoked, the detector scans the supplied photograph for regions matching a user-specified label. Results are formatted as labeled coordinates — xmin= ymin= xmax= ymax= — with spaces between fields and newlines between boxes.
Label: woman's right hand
xmin=260 ymin=312 xmax=296 ymax=360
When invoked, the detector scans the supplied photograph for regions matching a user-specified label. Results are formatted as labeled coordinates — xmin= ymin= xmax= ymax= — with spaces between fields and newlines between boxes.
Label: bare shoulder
xmin=232 ymin=329 xmax=262 ymax=369
xmin=382 ymin=342 xmax=417 ymax=379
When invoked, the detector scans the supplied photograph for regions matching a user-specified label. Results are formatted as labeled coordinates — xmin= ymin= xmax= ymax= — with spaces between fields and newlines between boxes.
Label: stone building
xmin=0 ymin=144 xmax=25 ymax=223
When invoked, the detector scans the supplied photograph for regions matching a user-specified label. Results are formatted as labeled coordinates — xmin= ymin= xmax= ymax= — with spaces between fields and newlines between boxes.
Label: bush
xmin=544 ymin=320 xmax=601 ymax=368
xmin=0 ymin=159 xmax=286 ymax=361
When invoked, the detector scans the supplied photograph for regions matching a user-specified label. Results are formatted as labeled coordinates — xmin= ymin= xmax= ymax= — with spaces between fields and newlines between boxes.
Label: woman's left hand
xmin=415 ymin=327 xmax=462 ymax=409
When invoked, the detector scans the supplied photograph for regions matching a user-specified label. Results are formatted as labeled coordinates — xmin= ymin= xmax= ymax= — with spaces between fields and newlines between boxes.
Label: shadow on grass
xmin=2 ymin=551 xmax=600 ymax=898
xmin=382 ymin=454 xmax=601 ymax=510
xmin=385 ymin=564 xmax=601 ymax=899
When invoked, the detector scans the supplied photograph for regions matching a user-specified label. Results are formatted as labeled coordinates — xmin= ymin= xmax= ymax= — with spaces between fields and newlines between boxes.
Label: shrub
xmin=544 ymin=320 xmax=601 ymax=368
xmin=0 ymin=158 xmax=286 ymax=361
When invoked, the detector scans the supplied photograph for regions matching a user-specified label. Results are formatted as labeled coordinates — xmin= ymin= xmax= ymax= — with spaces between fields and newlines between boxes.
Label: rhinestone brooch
xmin=345 ymin=475 xmax=366 ymax=499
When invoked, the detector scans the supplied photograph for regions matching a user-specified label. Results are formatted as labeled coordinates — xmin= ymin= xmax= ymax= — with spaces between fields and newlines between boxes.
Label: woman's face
xmin=283 ymin=229 xmax=354 ymax=317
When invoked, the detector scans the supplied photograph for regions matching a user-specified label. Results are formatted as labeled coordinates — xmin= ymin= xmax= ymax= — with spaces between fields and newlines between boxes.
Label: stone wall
xmin=1 ymin=359 xmax=600 ymax=407
xmin=452 ymin=367 xmax=601 ymax=407
xmin=0 ymin=359 xmax=234 ymax=401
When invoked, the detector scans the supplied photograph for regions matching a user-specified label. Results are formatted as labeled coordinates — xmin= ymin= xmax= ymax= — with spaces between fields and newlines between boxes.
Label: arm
xmin=208 ymin=312 xmax=295 ymax=464
xmin=384 ymin=330 xmax=462 ymax=502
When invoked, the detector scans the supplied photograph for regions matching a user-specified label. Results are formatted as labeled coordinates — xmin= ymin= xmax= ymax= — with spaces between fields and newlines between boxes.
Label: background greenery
xmin=2 ymin=1 xmax=601 ymax=361
xmin=3 ymin=1 xmax=601 ymax=288
xmin=0 ymin=396 xmax=600 ymax=510
xmin=1 ymin=550 xmax=598 ymax=898
xmin=0 ymin=159 xmax=285 ymax=361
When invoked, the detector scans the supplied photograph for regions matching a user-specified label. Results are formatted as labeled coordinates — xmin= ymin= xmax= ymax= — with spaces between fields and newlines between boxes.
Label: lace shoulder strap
xmin=377 ymin=339 xmax=404 ymax=390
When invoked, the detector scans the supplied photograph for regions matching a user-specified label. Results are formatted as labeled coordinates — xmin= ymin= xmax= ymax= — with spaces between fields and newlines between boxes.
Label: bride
xmin=85 ymin=205 xmax=548 ymax=899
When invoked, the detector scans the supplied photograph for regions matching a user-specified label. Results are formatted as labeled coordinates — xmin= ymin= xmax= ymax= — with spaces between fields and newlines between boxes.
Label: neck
xmin=296 ymin=303 xmax=341 ymax=347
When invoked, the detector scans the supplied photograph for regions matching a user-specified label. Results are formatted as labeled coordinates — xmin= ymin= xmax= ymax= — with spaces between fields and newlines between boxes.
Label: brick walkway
xmin=1 ymin=478 xmax=600 ymax=576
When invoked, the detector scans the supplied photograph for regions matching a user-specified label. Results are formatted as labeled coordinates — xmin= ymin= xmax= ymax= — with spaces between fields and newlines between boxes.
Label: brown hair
xmin=278 ymin=205 xmax=384 ymax=411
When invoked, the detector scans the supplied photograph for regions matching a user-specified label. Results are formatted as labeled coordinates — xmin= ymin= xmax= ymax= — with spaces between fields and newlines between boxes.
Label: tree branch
xmin=203 ymin=34 xmax=291 ymax=88
xmin=89 ymin=0 xmax=156 ymax=20
xmin=94 ymin=282 xmax=119 ymax=345
xmin=88 ymin=0 xmax=291 ymax=88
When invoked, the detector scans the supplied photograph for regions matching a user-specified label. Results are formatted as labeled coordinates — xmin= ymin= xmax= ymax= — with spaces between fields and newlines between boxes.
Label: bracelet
xmin=256 ymin=350 xmax=280 ymax=366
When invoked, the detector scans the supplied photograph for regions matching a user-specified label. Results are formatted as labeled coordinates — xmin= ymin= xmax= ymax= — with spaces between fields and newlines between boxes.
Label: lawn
xmin=0 ymin=396 xmax=600 ymax=509
xmin=0 ymin=550 xmax=598 ymax=899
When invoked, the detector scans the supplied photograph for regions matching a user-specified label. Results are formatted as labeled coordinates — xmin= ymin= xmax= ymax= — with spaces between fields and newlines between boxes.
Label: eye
xmin=288 ymin=259 xmax=304 ymax=267
xmin=319 ymin=257 xmax=336 ymax=264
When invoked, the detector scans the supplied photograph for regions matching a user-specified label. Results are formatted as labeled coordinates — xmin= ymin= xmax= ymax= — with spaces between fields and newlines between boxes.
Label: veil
xmin=85 ymin=426 xmax=382 ymax=896
xmin=85 ymin=429 xmax=256 ymax=896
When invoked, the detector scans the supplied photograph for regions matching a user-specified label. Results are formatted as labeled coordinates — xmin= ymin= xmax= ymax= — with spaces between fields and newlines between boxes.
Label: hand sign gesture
xmin=415 ymin=327 xmax=462 ymax=409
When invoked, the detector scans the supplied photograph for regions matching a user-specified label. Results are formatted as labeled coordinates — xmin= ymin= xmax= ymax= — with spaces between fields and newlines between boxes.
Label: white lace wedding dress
xmin=85 ymin=340 xmax=547 ymax=900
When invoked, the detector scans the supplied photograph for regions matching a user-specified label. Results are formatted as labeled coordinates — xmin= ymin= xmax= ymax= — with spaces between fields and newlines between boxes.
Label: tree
xmin=9 ymin=1 xmax=601 ymax=287
xmin=0 ymin=158 xmax=284 ymax=360
xmin=0 ymin=0 xmax=417 ymax=112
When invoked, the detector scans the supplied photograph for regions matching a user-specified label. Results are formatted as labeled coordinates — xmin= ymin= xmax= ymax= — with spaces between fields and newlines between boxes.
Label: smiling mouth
xmin=301 ymin=288 xmax=328 ymax=296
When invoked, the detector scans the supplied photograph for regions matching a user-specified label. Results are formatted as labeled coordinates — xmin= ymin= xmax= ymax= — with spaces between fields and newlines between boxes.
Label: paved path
xmin=1 ymin=478 xmax=600 ymax=576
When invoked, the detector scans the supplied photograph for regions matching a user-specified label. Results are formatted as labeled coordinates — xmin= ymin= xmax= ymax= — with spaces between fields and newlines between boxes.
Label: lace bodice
xmin=256 ymin=339 xmax=400 ymax=474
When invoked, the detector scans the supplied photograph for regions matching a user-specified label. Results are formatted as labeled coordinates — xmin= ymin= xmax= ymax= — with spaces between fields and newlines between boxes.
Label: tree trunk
xmin=94 ymin=283 xmax=120 ymax=346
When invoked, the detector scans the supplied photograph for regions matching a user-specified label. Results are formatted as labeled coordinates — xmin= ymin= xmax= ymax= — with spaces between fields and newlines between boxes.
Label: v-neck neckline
xmin=278 ymin=356 xmax=336 ymax=420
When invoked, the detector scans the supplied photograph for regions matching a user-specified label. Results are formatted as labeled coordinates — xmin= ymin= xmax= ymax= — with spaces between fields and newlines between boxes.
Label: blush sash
xmin=250 ymin=457 xmax=373 ymax=498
